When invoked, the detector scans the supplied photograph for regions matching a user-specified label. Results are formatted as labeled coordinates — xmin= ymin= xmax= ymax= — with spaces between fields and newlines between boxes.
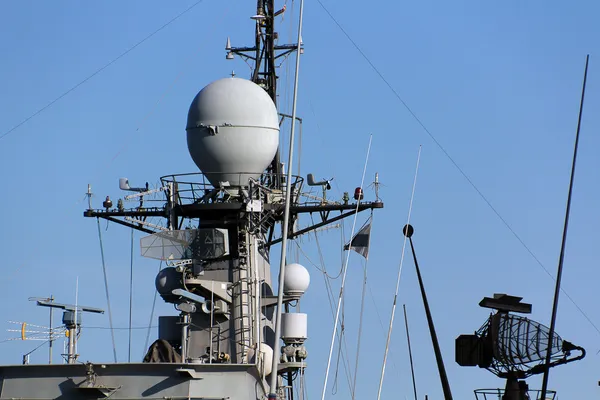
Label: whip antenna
xmin=540 ymin=54 xmax=590 ymax=400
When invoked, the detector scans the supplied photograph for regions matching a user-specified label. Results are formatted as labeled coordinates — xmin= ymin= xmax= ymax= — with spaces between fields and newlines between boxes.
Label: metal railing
xmin=475 ymin=389 xmax=556 ymax=400
xmin=160 ymin=172 xmax=304 ymax=205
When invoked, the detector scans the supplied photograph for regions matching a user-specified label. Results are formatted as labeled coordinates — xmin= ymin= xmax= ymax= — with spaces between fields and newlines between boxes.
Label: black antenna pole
xmin=403 ymin=304 xmax=419 ymax=400
xmin=403 ymin=224 xmax=453 ymax=400
xmin=540 ymin=54 xmax=589 ymax=399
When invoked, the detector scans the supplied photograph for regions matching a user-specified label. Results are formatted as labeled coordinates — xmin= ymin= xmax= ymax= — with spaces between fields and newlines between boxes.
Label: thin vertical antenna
xmin=321 ymin=135 xmax=373 ymax=400
xmin=49 ymin=294 xmax=54 ymax=364
xmin=540 ymin=54 xmax=589 ymax=399
xmin=128 ymin=227 xmax=134 ymax=362
xmin=267 ymin=0 xmax=305 ymax=396
xmin=377 ymin=145 xmax=421 ymax=400
xmin=403 ymin=304 xmax=418 ymax=400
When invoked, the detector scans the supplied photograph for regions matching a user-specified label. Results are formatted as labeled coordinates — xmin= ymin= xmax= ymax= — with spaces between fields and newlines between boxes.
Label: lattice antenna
xmin=455 ymin=294 xmax=585 ymax=400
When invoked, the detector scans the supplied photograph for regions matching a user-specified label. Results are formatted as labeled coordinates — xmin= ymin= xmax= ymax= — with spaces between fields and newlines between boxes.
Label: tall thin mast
xmin=252 ymin=0 xmax=280 ymax=178
xmin=539 ymin=54 xmax=589 ymax=400
xmin=267 ymin=0 xmax=305 ymax=396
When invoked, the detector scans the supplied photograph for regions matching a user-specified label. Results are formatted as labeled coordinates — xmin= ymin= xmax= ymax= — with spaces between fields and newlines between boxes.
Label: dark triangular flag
xmin=344 ymin=220 xmax=372 ymax=259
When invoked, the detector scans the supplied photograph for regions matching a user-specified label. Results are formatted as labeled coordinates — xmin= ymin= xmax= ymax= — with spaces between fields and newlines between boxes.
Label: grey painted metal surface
xmin=0 ymin=363 xmax=267 ymax=399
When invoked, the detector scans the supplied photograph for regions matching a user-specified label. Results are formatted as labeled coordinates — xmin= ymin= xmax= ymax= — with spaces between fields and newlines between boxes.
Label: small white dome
xmin=283 ymin=263 xmax=310 ymax=295
xmin=248 ymin=343 xmax=274 ymax=377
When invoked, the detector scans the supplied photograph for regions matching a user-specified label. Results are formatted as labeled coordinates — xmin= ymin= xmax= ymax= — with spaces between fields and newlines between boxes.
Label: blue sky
xmin=1 ymin=0 xmax=600 ymax=398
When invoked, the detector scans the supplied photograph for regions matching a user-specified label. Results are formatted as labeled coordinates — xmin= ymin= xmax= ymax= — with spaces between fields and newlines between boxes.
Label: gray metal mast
xmin=268 ymin=0 xmax=305 ymax=396
xmin=80 ymin=3 xmax=383 ymax=399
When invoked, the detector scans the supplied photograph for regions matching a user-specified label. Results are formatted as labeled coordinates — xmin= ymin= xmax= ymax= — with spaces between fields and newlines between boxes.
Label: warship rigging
xmin=0 ymin=2 xmax=595 ymax=399
xmin=0 ymin=0 xmax=383 ymax=399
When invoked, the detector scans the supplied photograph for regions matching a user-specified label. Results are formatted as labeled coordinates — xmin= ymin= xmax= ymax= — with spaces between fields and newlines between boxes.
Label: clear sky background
xmin=1 ymin=0 xmax=600 ymax=399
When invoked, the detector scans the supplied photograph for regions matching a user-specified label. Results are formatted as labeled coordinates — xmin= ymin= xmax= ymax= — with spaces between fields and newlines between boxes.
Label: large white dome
xmin=186 ymin=78 xmax=279 ymax=187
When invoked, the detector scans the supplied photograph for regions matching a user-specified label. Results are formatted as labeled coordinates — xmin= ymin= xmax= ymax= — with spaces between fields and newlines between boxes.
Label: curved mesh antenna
xmin=493 ymin=313 xmax=561 ymax=367
xmin=477 ymin=313 xmax=566 ymax=376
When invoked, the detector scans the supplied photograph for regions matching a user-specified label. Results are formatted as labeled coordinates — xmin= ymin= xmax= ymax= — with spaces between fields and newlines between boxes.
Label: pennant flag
xmin=344 ymin=220 xmax=372 ymax=259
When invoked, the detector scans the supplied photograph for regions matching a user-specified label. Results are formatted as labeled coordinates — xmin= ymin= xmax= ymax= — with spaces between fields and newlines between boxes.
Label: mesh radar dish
xmin=455 ymin=294 xmax=585 ymax=400
xmin=186 ymin=77 xmax=279 ymax=187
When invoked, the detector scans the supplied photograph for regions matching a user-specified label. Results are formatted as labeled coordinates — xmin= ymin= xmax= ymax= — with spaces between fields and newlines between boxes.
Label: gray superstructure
xmin=0 ymin=1 xmax=383 ymax=399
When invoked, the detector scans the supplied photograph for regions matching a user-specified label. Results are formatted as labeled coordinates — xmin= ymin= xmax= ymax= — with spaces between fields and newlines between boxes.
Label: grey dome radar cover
xmin=186 ymin=78 xmax=279 ymax=187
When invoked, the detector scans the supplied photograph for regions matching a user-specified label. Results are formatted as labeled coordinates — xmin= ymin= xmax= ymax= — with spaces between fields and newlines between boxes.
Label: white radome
xmin=281 ymin=313 xmax=308 ymax=341
xmin=248 ymin=343 xmax=274 ymax=377
xmin=283 ymin=263 xmax=310 ymax=295
xmin=186 ymin=77 xmax=279 ymax=187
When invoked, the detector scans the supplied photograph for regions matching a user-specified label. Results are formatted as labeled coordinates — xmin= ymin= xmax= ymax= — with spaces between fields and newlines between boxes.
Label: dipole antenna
xmin=539 ymin=54 xmax=589 ymax=400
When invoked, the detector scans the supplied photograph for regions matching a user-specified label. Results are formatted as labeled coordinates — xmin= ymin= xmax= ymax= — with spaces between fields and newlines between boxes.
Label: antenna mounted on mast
xmin=226 ymin=0 xmax=301 ymax=184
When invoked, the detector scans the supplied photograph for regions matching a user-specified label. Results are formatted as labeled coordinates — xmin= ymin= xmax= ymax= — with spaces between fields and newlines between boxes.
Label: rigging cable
xmin=377 ymin=146 xmax=421 ymax=400
xmin=315 ymin=0 xmax=600 ymax=342
xmin=128 ymin=228 xmax=134 ymax=362
xmin=315 ymin=214 xmax=354 ymax=389
xmin=91 ymin=5 xmax=231 ymax=182
xmin=303 ymin=220 xmax=354 ymax=393
xmin=321 ymin=134 xmax=373 ymax=400
xmin=294 ymin=232 xmax=353 ymax=393
xmin=143 ymin=260 xmax=163 ymax=355
xmin=95 ymin=217 xmax=118 ymax=362
xmin=351 ymin=212 xmax=373 ymax=400
xmin=0 ymin=0 xmax=207 ymax=141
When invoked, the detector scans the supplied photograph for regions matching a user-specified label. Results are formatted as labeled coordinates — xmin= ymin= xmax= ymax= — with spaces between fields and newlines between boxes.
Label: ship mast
xmin=82 ymin=3 xmax=383 ymax=399
xmin=228 ymin=0 xmax=297 ymax=184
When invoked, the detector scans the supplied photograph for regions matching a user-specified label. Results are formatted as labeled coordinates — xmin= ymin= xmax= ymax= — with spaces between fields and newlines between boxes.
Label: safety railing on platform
xmin=160 ymin=172 xmax=304 ymax=206
xmin=474 ymin=389 xmax=556 ymax=400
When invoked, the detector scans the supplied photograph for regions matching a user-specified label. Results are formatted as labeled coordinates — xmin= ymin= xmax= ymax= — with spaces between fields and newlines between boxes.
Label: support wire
xmin=321 ymin=135 xmax=373 ymax=400
xmin=96 ymin=217 xmax=118 ymax=362
xmin=128 ymin=228 xmax=134 ymax=362
xmin=351 ymin=212 xmax=373 ymax=399
xmin=143 ymin=260 xmax=163 ymax=356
